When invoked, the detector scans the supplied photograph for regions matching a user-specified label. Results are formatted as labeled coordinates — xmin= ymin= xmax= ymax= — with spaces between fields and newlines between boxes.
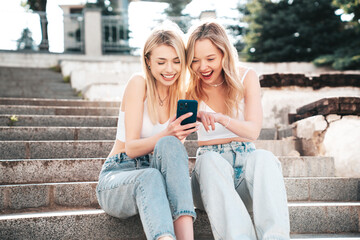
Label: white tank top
xmin=197 ymin=68 xmax=249 ymax=142
xmin=116 ymin=99 xmax=169 ymax=141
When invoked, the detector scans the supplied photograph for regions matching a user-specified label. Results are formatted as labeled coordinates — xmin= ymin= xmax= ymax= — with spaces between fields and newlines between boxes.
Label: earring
xmin=148 ymin=65 xmax=151 ymax=70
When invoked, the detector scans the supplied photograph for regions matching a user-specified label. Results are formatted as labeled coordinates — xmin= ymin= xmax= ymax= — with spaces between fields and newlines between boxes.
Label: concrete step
xmin=0 ymin=178 xmax=358 ymax=213
xmin=0 ymin=203 xmax=359 ymax=239
xmin=0 ymin=127 xmax=117 ymax=140
xmin=0 ymin=140 xmax=113 ymax=159
xmin=0 ymin=105 xmax=119 ymax=116
xmin=0 ymin=156 xmax=335 ymax=185
xmin=0 ymin=114 xmax=118 ymax=127
xmin=185 ymin=139 xmax=303 ymax=157
xmin=0 ymin=139 xmax=304 ymax=160
xmin=0 ymin=97 xmax=120 ymax=108
xmin=0 ymin=87 xmax=80 ymax=98
xmin=290 ymin=233 xmax=360 ymax=239
xmin=0 ymin=126 xmax=292 ymax=141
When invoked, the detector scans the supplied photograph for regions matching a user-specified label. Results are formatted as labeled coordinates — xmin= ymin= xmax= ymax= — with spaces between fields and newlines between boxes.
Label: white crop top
xmin=116 ymin=99 xmax=169 ymax=141
xmin=197 ymin=68 xmax=250 ymax=142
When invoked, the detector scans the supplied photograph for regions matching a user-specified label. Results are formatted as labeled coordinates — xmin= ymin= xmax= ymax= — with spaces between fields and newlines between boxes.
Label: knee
xmin=137 ymin=168 xmax=165 ymax=189
xmin=155 ymin=136 xmax=185 ymax=155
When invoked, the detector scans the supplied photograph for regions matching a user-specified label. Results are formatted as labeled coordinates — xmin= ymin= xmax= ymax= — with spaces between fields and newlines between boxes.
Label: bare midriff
xmin=198 ymin=137 xmax=252 ymax=146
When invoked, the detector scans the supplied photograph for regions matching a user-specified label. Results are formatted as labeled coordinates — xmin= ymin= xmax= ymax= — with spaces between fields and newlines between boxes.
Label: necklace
xmin=156 ymin=88 xmax=169 ymax=107
xmin=207 ymin=80 xmax=225 ymax=87
xmin=158 ymin=94 xmax=168 ymax=106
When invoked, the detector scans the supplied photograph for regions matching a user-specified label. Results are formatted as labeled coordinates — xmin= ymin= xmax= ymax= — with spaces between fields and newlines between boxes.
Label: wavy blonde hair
xmin=186 ymin=20 xmax=244 ymax=117
xmin=142 ymin=22 xmax=186 ymax=124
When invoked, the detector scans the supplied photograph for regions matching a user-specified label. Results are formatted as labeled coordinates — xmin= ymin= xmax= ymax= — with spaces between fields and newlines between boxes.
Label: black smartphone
xmin=176 ymin=99 xmax=198 ymax=126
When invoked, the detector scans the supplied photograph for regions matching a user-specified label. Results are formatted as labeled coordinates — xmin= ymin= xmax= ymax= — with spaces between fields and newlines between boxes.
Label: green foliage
xmin=242 ymin=0 xmax=343 ymax=62
xmin=240 ymin=0 xmax=360 ymax=69
xmin=49 ymin=65 xmax=61 ymax=72
xmin=23 ymin=0 xmax=47 ymax=11
xmin=332 ymin=0 xmax=360 ymax=23
xmin=22 ymin=0 xmax=49 ymax=51
xmin=314 ymin=32 xmax=360 ymax=70
xmin=85 ymin=0 xmax=116 ymax=15
xmin=17 ymin=28 xmax=37 ymax=51
xmin=163 ymin=0 xmax=192 ymax=32
xmin=8 ymin=115 xmax=19 ymax=126
xmin=313 ymin=55 xmax=336 ymax=66
xmin=63 ymin=76 xmax=71 ymax=83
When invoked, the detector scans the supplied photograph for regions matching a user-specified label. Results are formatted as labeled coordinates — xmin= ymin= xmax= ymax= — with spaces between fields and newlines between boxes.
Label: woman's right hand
xmin=166 ymin=112 xmax=199 ymax=141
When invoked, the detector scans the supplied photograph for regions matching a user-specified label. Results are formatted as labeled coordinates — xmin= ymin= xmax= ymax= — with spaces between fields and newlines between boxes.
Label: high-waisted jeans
xmin=191 ymin=141 xmax=290 ymax=240
xmin=96 ymin=136 xmax=196 ymax=240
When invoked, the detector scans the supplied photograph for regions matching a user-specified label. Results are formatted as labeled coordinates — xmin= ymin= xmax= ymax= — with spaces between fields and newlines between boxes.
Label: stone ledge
xmin=288 ymin=97 xmax=360 ymax=123
xmin=260 ymin=73 xmax=360 ymax=89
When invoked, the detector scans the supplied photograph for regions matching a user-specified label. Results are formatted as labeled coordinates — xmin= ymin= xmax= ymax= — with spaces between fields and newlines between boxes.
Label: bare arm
xmin=197 ymin=69 xmax=263 ymax=141
xmin=124 ymin=75 xmax=199 ymax=159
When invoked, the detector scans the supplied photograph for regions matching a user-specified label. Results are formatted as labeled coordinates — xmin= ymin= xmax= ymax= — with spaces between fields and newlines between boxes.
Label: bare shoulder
xmin=126 ymin=73 xmax=146 ymax=89
xmin=123 ymin=74 xmax=145 ymax=95
xmin=121 ymin=73 xmax=146 ymax=108
xmin=238 ymin=66 xmax=259 ymax=86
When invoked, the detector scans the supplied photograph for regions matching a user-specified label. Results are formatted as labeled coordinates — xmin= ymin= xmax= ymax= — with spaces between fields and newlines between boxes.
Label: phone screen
xmin=176 ymin=100 xmax=198 ymax=125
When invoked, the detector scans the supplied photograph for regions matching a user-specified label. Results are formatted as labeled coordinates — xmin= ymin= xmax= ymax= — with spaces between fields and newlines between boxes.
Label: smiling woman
xmin=96 ymin=22 xmax=198 ymax=240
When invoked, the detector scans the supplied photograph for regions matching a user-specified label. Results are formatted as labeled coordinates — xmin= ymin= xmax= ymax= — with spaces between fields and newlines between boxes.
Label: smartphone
xmin=176 ymin=99 xmax=198 ymax=126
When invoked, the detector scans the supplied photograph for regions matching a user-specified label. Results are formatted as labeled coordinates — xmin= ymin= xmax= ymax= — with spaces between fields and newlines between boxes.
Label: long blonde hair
xmin=142 ymin=22 xmax=186 ymax=124
xmin=186 ymin=20 xmax=244 ymax=117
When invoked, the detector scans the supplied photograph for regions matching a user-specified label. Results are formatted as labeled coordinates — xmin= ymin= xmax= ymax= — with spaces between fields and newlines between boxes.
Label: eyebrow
xmin=193 ymin=54 xmax=216 ymax=59
xmin=156 ymin=57 xmax=180 ymax=60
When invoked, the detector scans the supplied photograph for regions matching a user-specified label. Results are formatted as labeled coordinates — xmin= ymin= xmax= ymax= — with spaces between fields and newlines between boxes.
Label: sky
xmin=0 ymin=0 xmax=241 ymax=53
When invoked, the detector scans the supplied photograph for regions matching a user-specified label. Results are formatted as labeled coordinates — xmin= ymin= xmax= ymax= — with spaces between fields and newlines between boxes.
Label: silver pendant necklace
xmin=158 ymin=94 xmax=168 ymax=106
xmin=156 ymin=87 xmax=169 ymax=107
xmin=207 ymin=80 xmax=225 ymax=87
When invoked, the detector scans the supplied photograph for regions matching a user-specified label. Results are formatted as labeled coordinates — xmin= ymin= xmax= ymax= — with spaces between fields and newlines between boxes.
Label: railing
xmin=102 ymin=15 xmax=132 ymax=54
xmin=63 ymin=14 xmax=85 ymax=53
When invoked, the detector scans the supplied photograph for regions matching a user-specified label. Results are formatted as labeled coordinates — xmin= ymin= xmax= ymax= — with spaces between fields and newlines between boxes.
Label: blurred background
xmin=0 ymin=0 xmax=359 ymax=70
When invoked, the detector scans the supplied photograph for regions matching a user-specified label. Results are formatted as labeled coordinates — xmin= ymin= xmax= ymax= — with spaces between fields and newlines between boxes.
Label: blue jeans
xmin=191 ymin=141 xmax=290 ymax=240
xmin=96 ymin=136 xmax=196 ymax=240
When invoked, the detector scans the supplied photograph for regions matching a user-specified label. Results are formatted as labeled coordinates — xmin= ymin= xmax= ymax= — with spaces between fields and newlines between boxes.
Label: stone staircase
xmin=0 ymin=67 xmax=359 ymax=239
xmin=0 ymin=98 xmax=359 ymax=239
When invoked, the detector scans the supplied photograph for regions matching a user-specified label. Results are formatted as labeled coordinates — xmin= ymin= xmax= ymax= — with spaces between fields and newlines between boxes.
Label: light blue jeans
xmin=96 ymin=136 xmax=196 ymax=240
xmin=191 ymin=141 xmax=290 ymax=240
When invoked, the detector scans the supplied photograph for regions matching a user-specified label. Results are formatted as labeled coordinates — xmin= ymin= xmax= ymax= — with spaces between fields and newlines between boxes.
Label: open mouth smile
xmin=201 ymin=71 xmax=213 ymax=80
xmin=161 ymin=74 xmax=176 ymax=81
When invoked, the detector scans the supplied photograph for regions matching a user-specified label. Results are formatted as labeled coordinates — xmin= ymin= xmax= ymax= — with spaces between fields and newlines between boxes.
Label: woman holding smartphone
xmin=96 ymin=23 xmax=198 ymax=240
xmin=186 ymin=20 xmax=290 ymax=240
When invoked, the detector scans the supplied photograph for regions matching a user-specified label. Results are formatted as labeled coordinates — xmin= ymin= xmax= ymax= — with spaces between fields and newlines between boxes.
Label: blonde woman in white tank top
xmin=96 ymin=23 xmax=199 ymax=240
xmin=186 ymin=20 xmax=290 ymax=240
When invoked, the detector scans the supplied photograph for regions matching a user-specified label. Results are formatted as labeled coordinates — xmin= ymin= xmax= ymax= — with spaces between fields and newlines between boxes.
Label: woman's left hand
xmin=197 ymin=111 xmax=222 ymax=132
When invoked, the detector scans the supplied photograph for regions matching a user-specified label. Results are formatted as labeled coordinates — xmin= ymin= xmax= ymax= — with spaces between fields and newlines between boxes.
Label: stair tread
xmin=2 ymin=201 xmax=359 ymax=219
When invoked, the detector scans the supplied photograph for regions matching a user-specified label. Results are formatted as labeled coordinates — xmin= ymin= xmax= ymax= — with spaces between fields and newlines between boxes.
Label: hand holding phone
xmin=176 ymin=100 xmax=198 ymax=126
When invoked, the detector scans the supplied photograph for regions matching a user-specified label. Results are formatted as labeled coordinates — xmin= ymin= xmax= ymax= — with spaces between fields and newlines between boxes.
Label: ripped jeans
xmin=96 ymin=136 xmax=196 ymax=240
xmin=191 ymin=141 xmax=290 ymax=240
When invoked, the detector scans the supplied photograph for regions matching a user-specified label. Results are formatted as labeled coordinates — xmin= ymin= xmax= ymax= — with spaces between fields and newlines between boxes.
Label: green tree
xmin=332 ymin=0 xmax=360 ymax=23
xmin=22 ymin=0 xmax=48 ymax=51
xmin=17 ymin=28 xmax=37 ymax=51
xmin=85 ymin=0 xmax=116 ymax=15
xmin=164 ymin=0 xmax=192 ymax=32
xmin=242 ymin=0 xmax=343 ymax=62
xmin=314 ymin=0 xmax=360 ymax=69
